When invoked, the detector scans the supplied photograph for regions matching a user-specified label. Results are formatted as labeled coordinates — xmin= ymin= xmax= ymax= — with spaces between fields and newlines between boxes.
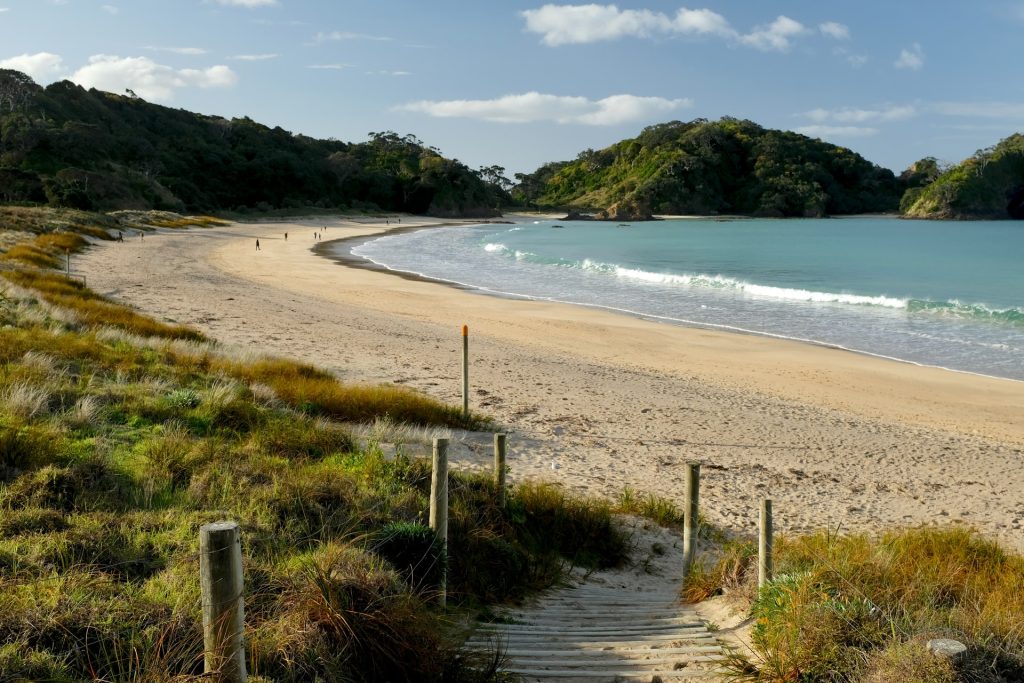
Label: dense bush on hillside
xmin=512 ymin=118 xmax=903 ymax=218
xmin=902 ymin=134 xmax=1024 ymax=219
xmin=0 ymin=69 xmax=504 ymax=216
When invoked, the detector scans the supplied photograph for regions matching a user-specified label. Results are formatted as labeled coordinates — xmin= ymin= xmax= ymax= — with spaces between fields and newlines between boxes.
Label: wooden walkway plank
xmin=464 ymin=582 xmax=724 ymax=681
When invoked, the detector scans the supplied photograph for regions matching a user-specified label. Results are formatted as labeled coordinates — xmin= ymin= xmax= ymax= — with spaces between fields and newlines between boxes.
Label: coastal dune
xmin=77 ymin=216 xmax=1024 ymax=548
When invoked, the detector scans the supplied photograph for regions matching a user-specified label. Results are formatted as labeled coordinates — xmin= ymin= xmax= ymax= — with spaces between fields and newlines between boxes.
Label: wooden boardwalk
xmin=464 ymin=583 xmax=726 ymax=681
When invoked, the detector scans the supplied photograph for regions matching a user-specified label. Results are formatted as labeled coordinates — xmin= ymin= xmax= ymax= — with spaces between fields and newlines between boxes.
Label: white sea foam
xmin=613 ymin=265 xmax=907 ymax=308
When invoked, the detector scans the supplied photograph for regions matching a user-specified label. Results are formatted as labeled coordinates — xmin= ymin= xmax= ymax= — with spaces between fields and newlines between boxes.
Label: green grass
xmin=0 ymin=207 xmax=627 ymax=681
xmin=711 ymin=528 xmax=1024 ymax=682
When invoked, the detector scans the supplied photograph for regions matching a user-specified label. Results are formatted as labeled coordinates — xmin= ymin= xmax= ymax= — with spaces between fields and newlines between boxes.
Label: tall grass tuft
xmin=1 ymin=381 xmax=52 ymax=420
xmin=728 ymin=527 xmax=1024 ymax=681
xmin=2 ymin=270 xmax=205 ymax=340
xmin=214 ymin=356 xmax=488 ymax=428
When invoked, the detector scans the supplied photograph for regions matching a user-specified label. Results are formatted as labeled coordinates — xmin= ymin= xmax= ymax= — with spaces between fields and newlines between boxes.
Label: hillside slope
xmin=0 ymin=69 xmax=501 ymax=216
xmin=513 ymin=118 xmax=903 ymax=219
xmin=902 ymin=133 xmax=1024 ymax=219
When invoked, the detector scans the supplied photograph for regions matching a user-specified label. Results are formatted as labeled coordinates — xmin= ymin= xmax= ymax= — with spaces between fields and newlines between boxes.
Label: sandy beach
xmin=75 ymin=216 xmax=1024 ymax=549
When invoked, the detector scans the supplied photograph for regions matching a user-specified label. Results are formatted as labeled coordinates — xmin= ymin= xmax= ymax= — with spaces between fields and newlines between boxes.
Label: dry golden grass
xmin=730 ymin=527 xmax=1024 ymax=681
xmin=1 ymin=270 xmax=204 ymax=341
xmin=212 ymin=357 xmax=486 ymax=428
xmin=147 ymin=215 xmax=228 ymax=229
xmin=0 ymin=244 xmax=59 ymax=269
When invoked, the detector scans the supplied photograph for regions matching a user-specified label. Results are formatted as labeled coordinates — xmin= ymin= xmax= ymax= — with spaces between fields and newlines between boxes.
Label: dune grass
xmin=691 ymin=527 xmax=1024 ymax=682
xmin=0 ymin=209 xmax=626 ymax=680
xmin=2 ymin=269 xmax=206 ymax=341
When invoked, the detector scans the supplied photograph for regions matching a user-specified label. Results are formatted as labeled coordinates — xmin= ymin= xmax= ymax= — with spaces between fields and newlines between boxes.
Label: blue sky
xmin=1 ymin=1 xmax=1023 ymax=176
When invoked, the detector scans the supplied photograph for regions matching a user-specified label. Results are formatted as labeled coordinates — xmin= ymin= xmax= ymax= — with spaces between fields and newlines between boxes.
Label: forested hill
xmin=901 ymin=134 xmax=1024 ymax=220
xmin=513 ymin=118 xmax=903 ymax=219
xmin=0 ymin=69 xmax=503 ymax=216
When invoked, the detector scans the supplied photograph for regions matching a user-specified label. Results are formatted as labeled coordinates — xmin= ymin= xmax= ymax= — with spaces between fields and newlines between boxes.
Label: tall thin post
xmin=65 ymin=249 xmax=70 ymax=276
xmin=200 ymin=521 xmax=247 ymax=683
xmin=759 ymin=499 xmax=774 ymax=588
xmin=494 ymin=433 xmax=507 ymax=506
xmin=682 ymin=462 xmax=700 ymax=576
xmin=461 ymin=325 xmax=469 ymax=416
xmin=430 ymin=438 xmax=449 ymax=608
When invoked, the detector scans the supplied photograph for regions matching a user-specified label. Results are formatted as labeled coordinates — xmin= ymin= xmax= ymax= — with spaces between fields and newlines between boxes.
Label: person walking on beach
xmin=284 ymin=232 xmax=288 ymax=241
xmin=256 ymin=239 xmax=261 ymax=251
xmin=117 ymin=231 xmax=123 ymax=242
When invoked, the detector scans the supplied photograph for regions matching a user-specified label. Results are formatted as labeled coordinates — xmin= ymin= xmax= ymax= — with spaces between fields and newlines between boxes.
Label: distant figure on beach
xmin=284 ymin=232 xmax=288 ymax=241
xmin=314 ymin=232 xmax=318 ymax=240
xmin=256 ymin=239 xmax=260 ymax=251
xmin=386 ymin=219 xmax=390 ymax=225
xmin=140 ymin=232 xmax=144 ymax=241
xmin=398 ymin=218 xmax=401 ymax=224
xmin=117 ymin=231 xmax=123 ymax=242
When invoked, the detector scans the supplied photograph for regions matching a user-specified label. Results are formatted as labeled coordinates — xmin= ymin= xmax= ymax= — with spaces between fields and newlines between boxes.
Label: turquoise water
xmin=347 ymin=217 xmax=1024 ymax=381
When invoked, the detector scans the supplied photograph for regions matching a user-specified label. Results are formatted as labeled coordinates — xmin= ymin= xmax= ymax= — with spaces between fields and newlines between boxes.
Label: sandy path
xmin=76 ymin=217 xmax=1024 ymax=549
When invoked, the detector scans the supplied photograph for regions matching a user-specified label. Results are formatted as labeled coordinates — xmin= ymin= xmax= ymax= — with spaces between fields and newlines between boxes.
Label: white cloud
xmin=796 ymin=125 xmax=879 ymax=138
xmin=229 ymin=53 xmax=280 ymax=61
xmin=894 ymin=43 xmax=924 ymax=70
xmin=672 ymin=8 xmax=734 ymax=36
xmin=739 ymin=15 xmax=806 ymax=52
xmin=145 ymin=46 xmax=209 ymax=55
xmin=933 ymin=101 xmax=1024 ymax=118
xmin=69 ymin=55 xmax=236 ymax=101
xmin=819 ymin=21 xmax=849 ymax=40
xmin=522 ymin=5 xmax=677 ymax=45
xmin=368 ymin=70 xmax=412 ymax=77
xmin=215 ymin=0 xmax=277 ymax=6
xmin=314 ymin=31 xmax=393 ymax=42
xmin=834 ymin=47 xmax=868 ymax=67
xmin=0 ymin=52 xmax=64 ymax=81
xmin=306 ymin=64 xmax=350 ymax=70
xmin=801 ymin=105 xmax=916 ymax=124
xmin=101 ymin=5 xmax=118 ymax=14
xmin=522 ymin=5 xmax=825 ymax=52
xmin=0 ymin=8 xmax=10 ymax=12
xmin=398 ymin=92 xmax=691 ymax=125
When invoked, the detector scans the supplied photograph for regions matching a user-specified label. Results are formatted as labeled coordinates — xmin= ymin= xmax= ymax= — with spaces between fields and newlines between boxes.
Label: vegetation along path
xmin=464 ymin=520 xmax=726 ymax=681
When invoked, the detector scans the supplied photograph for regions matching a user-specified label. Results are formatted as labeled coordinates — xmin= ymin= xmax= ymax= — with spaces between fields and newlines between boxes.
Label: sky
xmin=1 ymin=1 xmax=1023 ymax=177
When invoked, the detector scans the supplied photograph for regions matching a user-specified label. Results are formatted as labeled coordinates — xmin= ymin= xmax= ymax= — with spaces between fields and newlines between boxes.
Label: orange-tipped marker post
xmin=461 ymin=325 xmax=469 ymax=416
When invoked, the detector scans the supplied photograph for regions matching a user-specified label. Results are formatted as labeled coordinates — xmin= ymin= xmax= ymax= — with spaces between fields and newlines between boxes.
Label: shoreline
xmin=322 ymin=218 xmax=1023 ymax=386
xmin=74 ymin=215 xmax=1024 ymax=549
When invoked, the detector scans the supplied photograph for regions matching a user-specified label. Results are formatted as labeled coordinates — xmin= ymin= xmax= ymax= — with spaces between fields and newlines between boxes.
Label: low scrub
xmin=2 ymin=270 xmax=205 ymax=340
xmin=718 ymin=527 xmax=1024 ymax=682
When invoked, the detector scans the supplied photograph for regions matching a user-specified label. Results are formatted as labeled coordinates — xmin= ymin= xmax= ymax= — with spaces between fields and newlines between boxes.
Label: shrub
xmin=372 ymin=521 xmax=447 ymax=593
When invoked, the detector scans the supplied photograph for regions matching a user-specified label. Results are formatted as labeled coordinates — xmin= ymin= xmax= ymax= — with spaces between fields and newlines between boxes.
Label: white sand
xmin=76 ymin=216 xmax=1024 ymax=550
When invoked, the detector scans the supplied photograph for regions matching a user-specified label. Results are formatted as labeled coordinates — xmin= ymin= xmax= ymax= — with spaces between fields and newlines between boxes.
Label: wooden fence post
xmin=430 ymin=438 xmax=449 ymax=608
xmin=461 ymin=325 xmax=469 ymax=416
xmin=65 ymin=249 xmax=70 ymax=277
xmin=494 ymin=433 xmax=507 ymax=506
xmin=200 ymin=521 xmax=247 ymax=683
xmin=759 ymin=499 xmax=773 ymax=588
xmin=682 ymin=462 xmax=700 ymax=576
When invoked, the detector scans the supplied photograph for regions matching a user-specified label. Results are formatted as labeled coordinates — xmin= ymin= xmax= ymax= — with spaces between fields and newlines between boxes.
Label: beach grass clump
xmin=0 ymin=230 xmax=94 ymax=269
xmin=1 ymin=269 xmax=205 ymax=341
xmin=682 ymin=537 xmax=757 ymax=603
xmin=616 ymin=486 xmax=686 ymax=526
xmin=213 ymin=356 xmax=491 ymax=430
xmin=0 ymin=243 xmax=62 ymax=269
xmin=724 ymin=527 xmax=1024 ymax=682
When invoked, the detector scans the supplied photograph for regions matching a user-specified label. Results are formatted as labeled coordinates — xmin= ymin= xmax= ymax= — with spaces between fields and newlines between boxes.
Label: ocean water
xmin=345 ymin=217 xmax=1024 ymax=381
